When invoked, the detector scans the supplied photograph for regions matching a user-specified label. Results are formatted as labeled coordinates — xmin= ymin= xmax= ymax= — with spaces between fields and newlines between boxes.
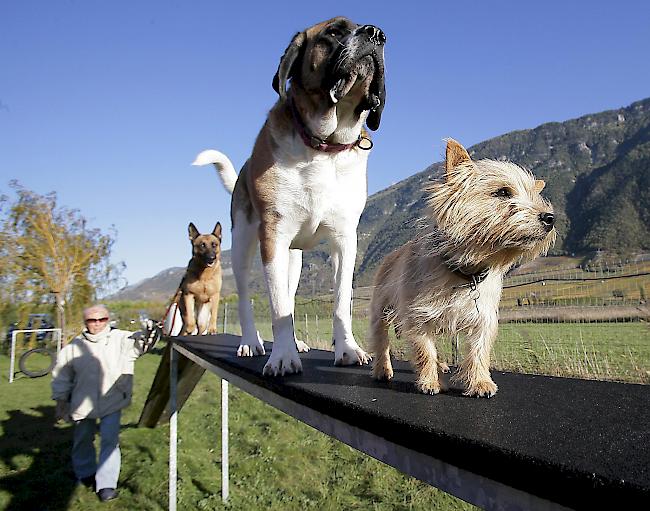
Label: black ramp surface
xmin=174 ymin=334 xmax=649 ymax=509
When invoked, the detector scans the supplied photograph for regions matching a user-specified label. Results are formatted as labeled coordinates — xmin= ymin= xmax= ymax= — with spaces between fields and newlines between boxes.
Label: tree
xmin=0 ymin=181 xmax=123 ymax=337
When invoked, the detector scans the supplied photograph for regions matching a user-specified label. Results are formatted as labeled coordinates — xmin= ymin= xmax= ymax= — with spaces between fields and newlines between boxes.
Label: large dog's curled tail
xmin=192 ymin=149 xmax=237 ymax=195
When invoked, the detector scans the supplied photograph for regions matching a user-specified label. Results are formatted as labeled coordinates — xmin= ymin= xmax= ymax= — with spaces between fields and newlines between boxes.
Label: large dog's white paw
xmin=334 ymin=339 xmax=371 ymax=366
xmin=262 ymin=344 xmax=302 ymax=376
xmin=237 ymin=333 xmax=265 ymax=357
xmin=295 ymin=339 xmax=310 ymax=353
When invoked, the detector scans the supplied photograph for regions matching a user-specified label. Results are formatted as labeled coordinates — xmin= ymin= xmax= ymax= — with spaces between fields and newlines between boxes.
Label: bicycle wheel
xmin=19 ymin=348 xmax=56 ymax=378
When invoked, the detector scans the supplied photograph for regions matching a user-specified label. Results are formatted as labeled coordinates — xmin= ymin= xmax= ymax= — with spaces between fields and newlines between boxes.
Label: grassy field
xmin=492 ymin=322 xmax=650 ymax=382
xmin=2 ymin=259 xmax=648 ymax=509
xmin=0 ymin=350 xmax=476 ymax=510
xmin=221 ymin=315 xmax=650 ymax=384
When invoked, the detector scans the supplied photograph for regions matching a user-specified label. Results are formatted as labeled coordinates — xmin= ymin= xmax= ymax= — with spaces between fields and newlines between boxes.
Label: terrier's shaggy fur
xmin=369 ymin=139 xmax=557 ymax=397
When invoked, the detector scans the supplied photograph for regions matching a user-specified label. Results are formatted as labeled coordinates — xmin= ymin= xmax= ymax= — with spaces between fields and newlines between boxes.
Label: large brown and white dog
xmin=193 ymin=17 xmax=386 ymax=376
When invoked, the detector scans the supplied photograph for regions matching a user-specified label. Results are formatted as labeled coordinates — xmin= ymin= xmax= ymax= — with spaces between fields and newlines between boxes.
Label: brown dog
xmin=178 ymin=222 xmax=222 ymax=335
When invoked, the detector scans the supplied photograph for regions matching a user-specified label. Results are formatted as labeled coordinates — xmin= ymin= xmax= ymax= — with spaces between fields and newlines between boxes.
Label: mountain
xmin=110 ymin=252 xmax=238 ymax=302
xmin=110 ymin=97 xmax=650 ymax=301
xmin=355 ymin=97 xmax=650 ymax=284
xmin=110 ymin=267 xmax=185 ymax=302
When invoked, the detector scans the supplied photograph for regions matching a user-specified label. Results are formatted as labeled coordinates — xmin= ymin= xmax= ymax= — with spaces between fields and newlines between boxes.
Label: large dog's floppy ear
xmin=366 ymin=59 xmax=386 ymax=131
xmin=445 ymin=139 xmax=472 ymax=177
xmin=272 ymin=31 xmax=305 ymax=98
xmin=188 ymin=222 xmax=200 ymax=241
xmin=212 ymin=222 xmax=222 ymax=241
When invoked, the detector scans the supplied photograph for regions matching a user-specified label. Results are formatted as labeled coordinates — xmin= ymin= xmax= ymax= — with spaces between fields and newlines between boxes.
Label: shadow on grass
xmin=0 ymin=405 xmax=77 ymax=511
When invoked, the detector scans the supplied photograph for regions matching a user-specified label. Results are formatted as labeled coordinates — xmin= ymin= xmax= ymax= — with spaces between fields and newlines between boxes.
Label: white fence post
xmin=305 ymin=314 xmax=309 ymax=342
xmin=8 ymin=328 xmax=62 ymax=383
xmin=56 ymin=329 xmax=62 ymax=355
xmin=169 ymin=345 xmax=178 ymax=511
xmin=221 ymin=379 xmax=229 ymax=501
xmin=9 ymin=331 xmax=17 ymax=384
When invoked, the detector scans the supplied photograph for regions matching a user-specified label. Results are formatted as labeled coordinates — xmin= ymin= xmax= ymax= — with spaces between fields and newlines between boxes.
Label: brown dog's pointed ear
xmin=272 ymin=32 xmax=305 ymax=98
xmin=212 ymin=222 xmax=222 ymax=240
xmin=445 ymin=138 xmax=472 ymax=175
xmin=188 ymin=222 xmax=200 ymax=241
xmin=534 ymin=180 xmax=546 ymax=193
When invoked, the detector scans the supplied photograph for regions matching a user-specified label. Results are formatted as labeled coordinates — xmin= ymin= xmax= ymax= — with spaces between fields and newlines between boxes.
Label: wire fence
xmin=494 ymin=259 xmax=650 ymax=382
xmin=216 ymin=259 xmax=650 ymax=384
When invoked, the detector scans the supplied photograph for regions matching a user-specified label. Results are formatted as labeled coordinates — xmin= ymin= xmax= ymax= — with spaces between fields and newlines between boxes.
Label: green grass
xmin=0 ymin=350 xmax=475 ymax=510
xmin=493 ymin=322 xmax=650 ymax=382
xmin=225 ymin=312 xmax=650 ymax=384
xmin=2 ymin=317 xmax=648 ymax=509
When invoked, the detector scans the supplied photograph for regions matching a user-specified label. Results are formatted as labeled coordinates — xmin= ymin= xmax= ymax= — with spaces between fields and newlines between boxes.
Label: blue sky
xmin=1 ymin=1 xmax=649 ymax=288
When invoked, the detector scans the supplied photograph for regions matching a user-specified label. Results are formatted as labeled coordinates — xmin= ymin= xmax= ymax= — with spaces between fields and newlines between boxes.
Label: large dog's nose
xmin=359 ymin=25 xmax=386 ymax=45
xmin=539 ymin=212 xmax=555 ymax=231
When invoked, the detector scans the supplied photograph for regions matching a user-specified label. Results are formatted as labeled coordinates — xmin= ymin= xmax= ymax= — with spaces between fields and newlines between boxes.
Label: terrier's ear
xmin=534 ymin=180 xmax=546 ymax=193
xmin=445 ymin=138 xmax=472 ymax=175
xmin=212 ymin=222 xmax=222 ymax=240
xmin=188 ymin=222 xmax=200 ymax=241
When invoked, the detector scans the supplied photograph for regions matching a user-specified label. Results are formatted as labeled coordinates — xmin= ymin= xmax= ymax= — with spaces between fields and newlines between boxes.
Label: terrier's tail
xmin=192 ymin=149 xmax=237 ymax=195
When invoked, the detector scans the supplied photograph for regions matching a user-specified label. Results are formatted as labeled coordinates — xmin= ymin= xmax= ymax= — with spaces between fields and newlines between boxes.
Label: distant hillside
xmin=355 ymin=97 xmax=650 ymax=284
xmin=110 ymin=252 xmax=240 ymax=302
xmin=110 ymin=97 xmax=650 ymax=301
xmin=111 ymin=266 xmax=186 ymax=302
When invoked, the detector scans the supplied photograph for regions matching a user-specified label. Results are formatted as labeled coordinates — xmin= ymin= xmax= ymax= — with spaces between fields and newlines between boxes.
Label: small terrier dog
xmin=369 ymin=139 xmax=556 ymax=397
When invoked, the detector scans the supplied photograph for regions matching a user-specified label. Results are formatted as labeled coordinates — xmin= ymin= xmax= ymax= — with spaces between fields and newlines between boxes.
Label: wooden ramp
xmin=138 ymin=340 xmax=206 ymax=427
xmin=143 ymin=334 xmax=650 ymax=509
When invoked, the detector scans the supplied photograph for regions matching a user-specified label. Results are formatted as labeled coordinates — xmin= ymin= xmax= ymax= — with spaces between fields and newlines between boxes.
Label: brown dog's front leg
xmin=208 ymin=294 xmax=220 ymax=334
xmin=179 ymin=294 xmax=197 ymax=335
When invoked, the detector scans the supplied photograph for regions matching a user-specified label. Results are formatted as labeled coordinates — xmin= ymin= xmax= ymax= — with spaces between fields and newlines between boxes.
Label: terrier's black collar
xmin=446 ymin=261 xmax=491 ymax=288
xmin=445 ymin=260 xmax=490 ymax=314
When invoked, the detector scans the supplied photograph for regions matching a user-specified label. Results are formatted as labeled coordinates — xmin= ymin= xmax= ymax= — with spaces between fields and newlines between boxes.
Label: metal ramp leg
xmin=222 ymin=379 xmax=229 ymax=501
xmin=169 ymin=345 xmax=178 ymax=511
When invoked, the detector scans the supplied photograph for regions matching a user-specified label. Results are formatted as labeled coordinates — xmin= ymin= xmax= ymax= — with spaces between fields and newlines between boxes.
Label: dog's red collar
xmin=288 ymin=97 xmax=373 ymax=153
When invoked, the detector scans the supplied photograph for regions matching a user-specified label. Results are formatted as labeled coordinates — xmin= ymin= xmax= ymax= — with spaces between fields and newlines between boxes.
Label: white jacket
xmin=51 ymin=326 xmax=148 ymax=420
